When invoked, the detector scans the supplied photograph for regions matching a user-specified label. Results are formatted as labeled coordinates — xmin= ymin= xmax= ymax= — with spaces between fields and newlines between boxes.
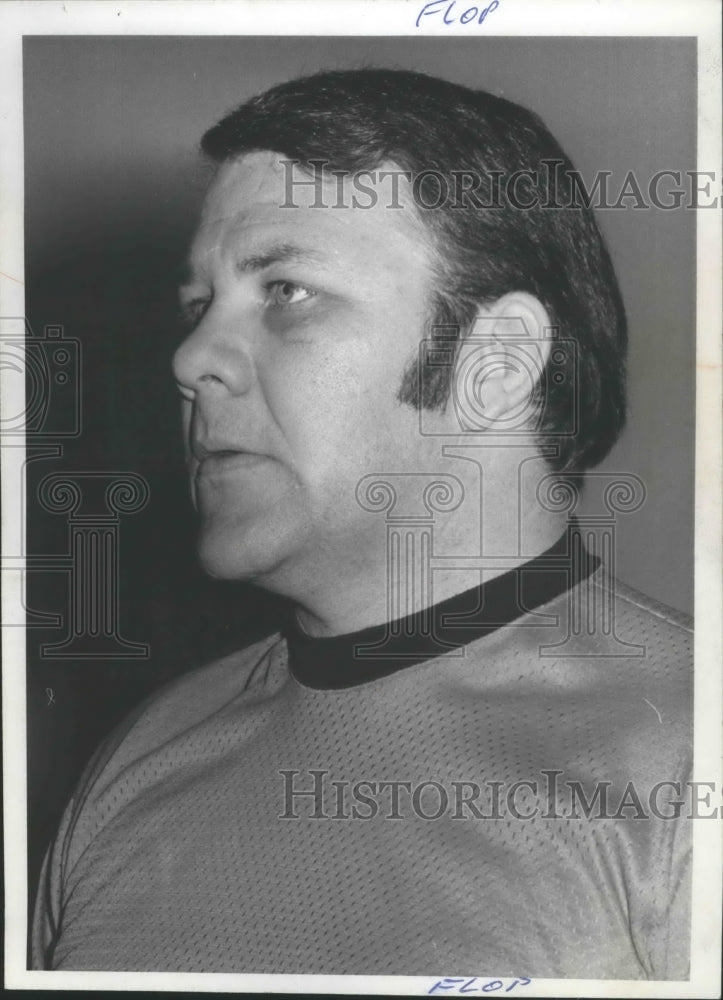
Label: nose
xmin=172 ymin=311 xmax=255 ymax=397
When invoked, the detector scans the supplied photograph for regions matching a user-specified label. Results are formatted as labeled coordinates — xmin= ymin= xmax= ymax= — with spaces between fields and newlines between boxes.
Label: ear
xmin=452 ymin=291 xmax=554 ymax=430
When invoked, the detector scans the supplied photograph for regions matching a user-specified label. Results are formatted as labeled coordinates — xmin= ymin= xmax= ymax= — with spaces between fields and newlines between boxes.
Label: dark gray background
xmin=23 ymin=35 xmax=696 ymax=925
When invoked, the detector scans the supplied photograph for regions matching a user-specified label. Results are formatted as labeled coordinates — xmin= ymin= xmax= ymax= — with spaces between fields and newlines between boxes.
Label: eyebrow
xmin=179 ymin=242 xmax=328 ymax=289
xmin=236 ymin=242 xmax=328 ymax=272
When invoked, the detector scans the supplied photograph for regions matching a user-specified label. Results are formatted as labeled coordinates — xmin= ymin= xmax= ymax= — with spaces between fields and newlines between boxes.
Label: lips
xmin=200 ymin=451 xmax=265 ymax=469
xmin=192 ymin=445 xmax=268 ymax=485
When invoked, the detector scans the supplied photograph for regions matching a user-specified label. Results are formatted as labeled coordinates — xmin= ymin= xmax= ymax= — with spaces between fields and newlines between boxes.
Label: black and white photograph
xmin=2 ymin=1 xmax=721 ymax=996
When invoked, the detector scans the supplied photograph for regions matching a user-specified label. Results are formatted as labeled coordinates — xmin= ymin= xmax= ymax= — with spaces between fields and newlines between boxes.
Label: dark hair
xmin=201 ymin=68 xmax=627 ymax=472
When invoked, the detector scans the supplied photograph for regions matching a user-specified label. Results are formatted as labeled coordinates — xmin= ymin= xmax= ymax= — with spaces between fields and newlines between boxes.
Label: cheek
xmin=260 ymin=344 xmax=397 ymax=470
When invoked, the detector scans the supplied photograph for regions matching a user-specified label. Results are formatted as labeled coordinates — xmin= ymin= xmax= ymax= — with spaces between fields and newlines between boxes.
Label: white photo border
xmin=1 ymin=2 xmax=721 ymax=996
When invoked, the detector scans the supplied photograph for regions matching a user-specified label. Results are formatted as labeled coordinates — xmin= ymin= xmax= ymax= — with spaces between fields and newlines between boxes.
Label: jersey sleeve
xmin=656 ymin=802 xmax=693 ymax=979
xmin=644 ymin=749 xmax=693 ymax=980
xmin=31 ymin=801 xmax=73 ymax=969
xmin=30 ymin=691 xmax=156 ymax=969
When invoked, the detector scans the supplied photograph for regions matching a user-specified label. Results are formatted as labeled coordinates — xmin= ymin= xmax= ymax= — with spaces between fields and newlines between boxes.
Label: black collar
xmin=284 ymin=521 xmax=599 ymax=690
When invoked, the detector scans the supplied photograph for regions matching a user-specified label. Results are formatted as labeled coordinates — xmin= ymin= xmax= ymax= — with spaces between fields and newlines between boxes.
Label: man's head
xmin=173 ymin=149 xmax=449 ymax=591
xmin=172 ymin=68 xmax=627 ymax=601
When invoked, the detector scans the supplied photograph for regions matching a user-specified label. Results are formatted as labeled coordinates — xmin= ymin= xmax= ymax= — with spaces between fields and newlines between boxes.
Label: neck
xmin=285 ymin=517 xmax=597 ymax=690
xmin=293 ymin=483 xmax=567 ymax=639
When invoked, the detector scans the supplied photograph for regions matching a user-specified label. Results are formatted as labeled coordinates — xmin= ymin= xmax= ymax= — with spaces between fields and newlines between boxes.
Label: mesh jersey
xmin=32 ymin=568 xmax=692 ymax=978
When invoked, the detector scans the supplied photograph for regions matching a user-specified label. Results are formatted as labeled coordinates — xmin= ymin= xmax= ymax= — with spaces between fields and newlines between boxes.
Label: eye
xmin=179 ymin=296 xmax=212 ymax=331
xmin=265 ymin=280 xmax=314 ymax=307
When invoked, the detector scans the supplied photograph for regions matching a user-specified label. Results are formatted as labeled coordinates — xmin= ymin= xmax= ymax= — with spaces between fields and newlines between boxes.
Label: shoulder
xmin=591 ymin=570 xmax=692 ymax=718
xmin=557 ymin=566 xmax=692 ymax=677
xmin=460 ymin=567 xmax=693 ymax=781
xmin=33 ymin=632 xmax=288 ymax=965
xmin=600 ymin=571 xmax=692 ymax=639
xmin=552 ymin=569 xmax=693 ymax=777
xmin=78 ymin=632 xmax=287 ymax=800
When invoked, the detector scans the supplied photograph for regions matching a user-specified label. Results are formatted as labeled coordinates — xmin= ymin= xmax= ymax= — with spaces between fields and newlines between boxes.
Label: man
xmin=33 ymin=69 xmax=692 ymax=978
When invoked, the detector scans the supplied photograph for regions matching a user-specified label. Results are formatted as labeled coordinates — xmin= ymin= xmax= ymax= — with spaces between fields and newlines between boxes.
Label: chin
xmin=195 ymin=514 xmax=304 ymax=584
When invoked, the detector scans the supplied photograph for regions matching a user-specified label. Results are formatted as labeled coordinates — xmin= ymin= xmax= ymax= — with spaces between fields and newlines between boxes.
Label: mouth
xmin=194 ymin=450 xmax=268 ymax=481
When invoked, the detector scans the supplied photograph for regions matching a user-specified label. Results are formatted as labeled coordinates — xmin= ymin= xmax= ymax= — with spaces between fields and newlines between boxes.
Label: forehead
xmin=186 ymin=150 xmax=435 ymax=281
